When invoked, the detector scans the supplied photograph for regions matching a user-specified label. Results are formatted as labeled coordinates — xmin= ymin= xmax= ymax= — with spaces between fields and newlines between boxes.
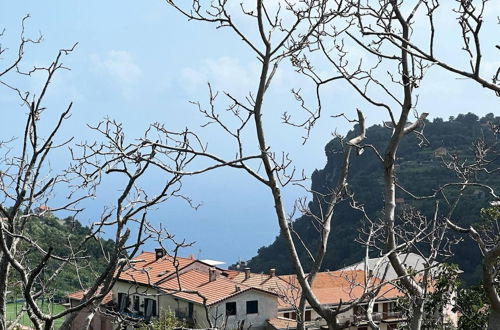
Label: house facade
xmin=66 ymin=250 xmax=457 ymax=330
xmin=266 ymin=270 xmax=405 ymax=330
xmin=67 ymin=249 xmax=278 ymax=330
xmin=267 ymin=254 xmax=458 ymax=330
xmin=273 ymin=299 xmax=403 ymax=330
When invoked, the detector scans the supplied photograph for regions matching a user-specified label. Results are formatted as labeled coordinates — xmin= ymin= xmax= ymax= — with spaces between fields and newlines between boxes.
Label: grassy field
xmin=6 ymin=300 xmax=66 ymax=329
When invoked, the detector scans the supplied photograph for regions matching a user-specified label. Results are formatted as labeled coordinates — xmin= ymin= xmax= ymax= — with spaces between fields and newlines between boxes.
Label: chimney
xmin=244 ymin=267 xmax=251 ymax=280
xmin=209 ymin=267 xmax=217 ymax=282
xmin=269 ymin=268 xmax=276 ymax=277
xmin=155 ymin=248 xmax=166 ymax=261
xmin=235 ymin=285 xmax=241 ymax=292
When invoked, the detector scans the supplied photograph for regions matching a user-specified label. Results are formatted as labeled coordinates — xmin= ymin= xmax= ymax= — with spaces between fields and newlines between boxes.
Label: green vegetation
xmin=245 ymin=113 xmax=500 ymax=285
xmin=149 ymin=308 xmax=185 ymax=330
xmin=6 ymin=300 xmax=66 ymax=329
xmin=8 ymin=213 xmax=115 ymax=300
xmin=454 ymin=285 xmax=490 ymax=330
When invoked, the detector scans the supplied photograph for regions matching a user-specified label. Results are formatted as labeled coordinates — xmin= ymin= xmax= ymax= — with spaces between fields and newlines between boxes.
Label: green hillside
xmin=7 ymin=213 xmax=115 ymax=300
xmin=244 ymin=113 xmax=500 ymax=285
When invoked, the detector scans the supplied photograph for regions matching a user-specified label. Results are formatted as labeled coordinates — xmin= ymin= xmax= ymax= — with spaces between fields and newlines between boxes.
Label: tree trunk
xmin=297 ymin=296 xmax=306 ymax=330
xmin=483 ymin=249 xmax=500 ymax=330
xmin=0 ymin=256 xmax=8 ymax=330
xmin=43 ymin=319 xmax=53 ymax=330
xmin=408 ymin=299 xmax=424 ymax=330
xmin=487 ymin=309 xmax=500 ymax=330
xmin=366 ymin=299 xmax=379 ymax=330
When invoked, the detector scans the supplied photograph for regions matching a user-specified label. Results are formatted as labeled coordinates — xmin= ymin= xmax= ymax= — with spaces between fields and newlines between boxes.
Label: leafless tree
xmin=160 ymin=1 xmax=405 ymax=330
xmin=0 ymin=18 xmax=199 ymax=330
xmin=330 ymin=1 xmax=499 ymax=328
xmin=347 ymin=0 xmax=500 ymax=96
xmin=284 ymin=1 xmax=498 ymax=329
xmin=436 ymin=124 xmax=500 ymax=330
xmin=160 ymin=1 xmax=498 ymax=329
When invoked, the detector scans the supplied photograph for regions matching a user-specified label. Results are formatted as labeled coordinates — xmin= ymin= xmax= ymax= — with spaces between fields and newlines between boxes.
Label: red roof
xmin=67 ymin=289 xmax=112 ymax=305
xmin=226 ymin=269 xmax=403 ymax=309
xmin=231 ymin=272 xmax=289 ymax=292
xmin=118 ymin=252 xmax=195 ymax=285
xmin=158 ymin=270 xmax=278 ymax=306
xmin=116 ymin=252 xmax=278 ymax=306
xmin=74 ymin=250 xmax=408 ymax=312
xmin=276 ymin=270 xmax=404 ymax=309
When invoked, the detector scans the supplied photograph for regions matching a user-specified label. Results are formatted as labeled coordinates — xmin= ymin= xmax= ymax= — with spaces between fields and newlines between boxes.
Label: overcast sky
xmin=1 ymin=1 xmax=499 ymax=266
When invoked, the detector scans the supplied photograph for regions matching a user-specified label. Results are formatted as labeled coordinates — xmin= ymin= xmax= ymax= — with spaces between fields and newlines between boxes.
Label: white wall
xmin=112 ymin=281 xmax=162 ymax=318
xmin=210 ymin=290 xmax=278 ymax=330
xmin=113 ymin=280 xmax=281 ymax=330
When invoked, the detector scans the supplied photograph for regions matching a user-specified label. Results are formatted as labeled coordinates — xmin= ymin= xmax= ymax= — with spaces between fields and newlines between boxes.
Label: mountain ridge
xmin=242 ymin=112 xmax=500 ymax=285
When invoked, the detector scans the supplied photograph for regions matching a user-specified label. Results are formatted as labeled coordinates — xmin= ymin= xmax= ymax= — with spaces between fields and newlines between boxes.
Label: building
xmin=66 ymin=250 xmax=457 ymax=330
xmin=265 ymin=254 xmax=457 ymax=330
xmin=433 ymin=147 xmax=448 ymax=157
xmin=267 ymin=270 xmax=405 ymax=330
xmin=66 ymin=289 xmax=113 ymax=330
xmin=67 ymin=249 xmax=278 ymax=330
xmin=338 ymin=253 xmax=433 ymax=281
xmin=156 ymin=269 xmax=278 ymax=329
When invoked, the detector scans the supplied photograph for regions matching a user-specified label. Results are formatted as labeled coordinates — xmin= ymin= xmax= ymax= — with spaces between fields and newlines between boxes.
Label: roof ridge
xmin=197 ymin=273 xmax=250 ymax=289
xmin=153 ymin=260 xmax=197 ymax=285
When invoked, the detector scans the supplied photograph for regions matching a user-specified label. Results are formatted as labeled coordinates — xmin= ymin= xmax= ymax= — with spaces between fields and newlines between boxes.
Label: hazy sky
xmin=1 ymin=1 xmax=499 ymax=266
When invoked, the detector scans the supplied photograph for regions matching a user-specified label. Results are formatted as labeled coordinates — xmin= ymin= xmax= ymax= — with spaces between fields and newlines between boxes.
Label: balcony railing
xmin=351 ymin=312 xmax=382 ymax=323
xmin=340 ymin=311 xmax=405 ymax=324
xmin=383 ymin=311 xmax=403 ymax=319
xmin=120 ymin=311 xmax=146 ymax=320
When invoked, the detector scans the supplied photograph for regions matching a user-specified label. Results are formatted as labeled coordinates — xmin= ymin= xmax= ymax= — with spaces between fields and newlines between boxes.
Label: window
xmin=144 ymin=298 xmax=157 ymax=318
xmin=117 ymin=293 xmax=129 ymax=312
xmin=144 ymin=299 xmax=151 ymax=317
xmin=152 ymin=300 xmax=157 ymax=317
xmin=283 ymin=312 xmax=290 ymax=319
xmin=382 ymin=302 xmax=398 ymax=319
xmin=246 ymin=300 xmax=258 ymax=314
xmin=188 ymin=302 xmax=194 ymax=318
xmin=133 ymin=296 xmax=140 ymax=311
xmin=305 ymin=310 xmax=311 ymax=321
xmin=373 ymin=303 xmax=378 ymax=313
xmin=226 ymin=302 xmax=237 ymax=316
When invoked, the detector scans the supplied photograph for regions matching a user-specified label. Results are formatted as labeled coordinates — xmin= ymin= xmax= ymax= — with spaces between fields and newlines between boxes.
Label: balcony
xmin=351 ymin=312 xmax=383 ymax=323
xmin=342 ymin=311 xmax=404 ymax=324
xmin=382 ymin=311 xmax=404 ymax=320
xmin=120 ymin=310 xmax=146 ymax=320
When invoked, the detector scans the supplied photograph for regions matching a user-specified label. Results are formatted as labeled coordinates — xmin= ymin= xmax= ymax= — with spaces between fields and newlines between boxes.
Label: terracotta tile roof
xmin=231 ymin=272 xmax=289 ymax=292
xmin=158 ymin=270 xmax=278 ymax=306
xmin=159 ymin=269 xmax=210 ymax=292
xmin=118 ymin=252 xmax=195 ymax=285
xmin=277 ymin=270 xmax=404 ymax=309
xmin=115 ymin=251 xmax=407 ymax=312
xmin=67 ymin=289 xmax=112 ymax=305
xmin=220 ymin=269 xmax=240 ymax=279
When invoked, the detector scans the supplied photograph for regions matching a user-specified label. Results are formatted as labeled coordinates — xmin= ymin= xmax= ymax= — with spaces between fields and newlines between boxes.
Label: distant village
xmin=67 ymin=249 xmax=458 ymax=330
